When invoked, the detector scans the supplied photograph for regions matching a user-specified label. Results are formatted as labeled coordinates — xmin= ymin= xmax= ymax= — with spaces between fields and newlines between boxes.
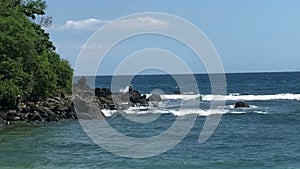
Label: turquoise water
xmin=1 ymin=113 xmax=300 ymax=169
xmin=1 ymin=72 xmax=300 ymax=168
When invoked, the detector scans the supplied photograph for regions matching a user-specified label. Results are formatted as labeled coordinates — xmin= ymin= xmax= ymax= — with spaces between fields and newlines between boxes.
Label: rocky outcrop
xmin=0 ymin=114 xmax=5 ymax=127
xmin=73 ymin=83 xmax=105 ymax=119
xmin=234 ymin=101 xmax=249 ymax=108
xmin=95 ymin=88 xmax=111 ymax=97
xmin=75 ymin=77 xmax=162 ymax=110
xmin=129 ymin=89 xmax=148 ymax=106
xmin=0 ymin=76 xmax=164 ymax=125
xmin=77 ymin=76 xmax=89 ymax=90
xmin=0 ymin=95 xmax=76 ymax=124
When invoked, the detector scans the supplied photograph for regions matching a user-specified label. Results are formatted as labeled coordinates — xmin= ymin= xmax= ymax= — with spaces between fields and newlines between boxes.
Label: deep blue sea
xmin=1 ymin=72 xmax=300 ymax=169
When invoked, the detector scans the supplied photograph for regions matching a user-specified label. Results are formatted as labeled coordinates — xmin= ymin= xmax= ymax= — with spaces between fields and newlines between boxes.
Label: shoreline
xmin=0 ymin=82 xmax=161 ymax=127
xmin=0 ymin=95 xmax=77 ymax=127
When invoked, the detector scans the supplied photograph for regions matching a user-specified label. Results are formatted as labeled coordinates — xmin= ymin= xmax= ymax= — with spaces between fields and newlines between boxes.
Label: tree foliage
xmin=0 ymin=0 xmax=73 ymax=107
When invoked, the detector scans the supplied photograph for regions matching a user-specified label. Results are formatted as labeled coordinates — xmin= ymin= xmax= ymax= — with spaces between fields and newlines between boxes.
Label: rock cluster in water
xmin=0 ymin=76 xmax=161 ymax=125
xmin=234 ymin=101 xmax=250 ymax=108
xmin=73 ymin=77 xmax=161 ymax=119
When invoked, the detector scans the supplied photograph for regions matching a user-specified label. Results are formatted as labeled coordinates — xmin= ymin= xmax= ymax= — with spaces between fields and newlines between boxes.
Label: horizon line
xmin=73 ymin=70 xmax=300 ymax=77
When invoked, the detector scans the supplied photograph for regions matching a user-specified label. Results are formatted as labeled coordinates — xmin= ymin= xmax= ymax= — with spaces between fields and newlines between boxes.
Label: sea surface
xmin=1 ymin=72 xmax=300 ymax=169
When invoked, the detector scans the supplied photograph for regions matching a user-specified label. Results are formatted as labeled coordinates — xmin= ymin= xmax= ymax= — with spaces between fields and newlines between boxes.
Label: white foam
xmin=101 ymin=109 xmax=117 ymax=117
xmin=230 ymin=111 xmax=246 ymax=114
xmin=229 ymin=93 xmax=240 ymax=96
xmin=163 ymin=94 xmax=201 ymax=100
xmin=103 ymin=108 xmax=229 ymax=117
xmin=224 ymin=93 xmax=300 ymax=101
xmin=123 ymin=109 xmax=170 ymax=115
xmin=227 ymin=105 xmax=235 ymax=109
xmin=101 ymin=107 xmax=270 ymax=117
xmin=169 ymin=109 xmax=227 ymax=116
xmin=119 ymin=86 xmax=130 ymax=93
xmin=249 ymin=105 xmax=259 ymax=109
xmin=162 ymin=93 xmax=300 ymax=101
xmin=253 ymin=111 xmax=268 ymax=114
xmin=127 ymin=106 xmax=151 ymax=111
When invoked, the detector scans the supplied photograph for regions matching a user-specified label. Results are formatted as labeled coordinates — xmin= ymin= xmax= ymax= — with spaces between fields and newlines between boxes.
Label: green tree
xmin=0 ymin=0 xmax=73 ymax=108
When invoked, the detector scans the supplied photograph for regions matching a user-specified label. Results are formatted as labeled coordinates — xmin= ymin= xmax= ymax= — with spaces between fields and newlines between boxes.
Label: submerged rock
xmin=234 ymin=101 xmax=249 ymax=108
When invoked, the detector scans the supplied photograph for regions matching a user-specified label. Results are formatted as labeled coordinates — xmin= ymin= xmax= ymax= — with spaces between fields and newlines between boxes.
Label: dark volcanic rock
xmin=0 ymin=113 xmax=5 ymax=125
xmin=1 ymin=83 xmax=165 ymax=124
xmin=0 ymin=110 xmax=7 ymax=119
xmin=95 ymin=88 xmax=111 ymax=97
xmin=111 ymin=92 xmax=129 ymax=104
xmin=73 ymin=88 xmax=105 ymax=119
xmin=78 ymin=76 xmax=87 ymax=86
xmin=129 ymin=89 xmax=147 ymax=106
xmin=28 ymin=111 xmax=43 ymax=122
xmin=74 ymin=98 xmax=91 ymax=112
xmin=76 ymin=76 xmax=90 ymax=90
xmin=1 ymin=94 xmax=78 ymax=123
xmin=234 ymin=101 xmax=249 ymax=108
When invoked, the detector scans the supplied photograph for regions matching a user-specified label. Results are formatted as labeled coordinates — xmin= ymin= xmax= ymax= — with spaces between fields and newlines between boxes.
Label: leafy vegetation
xmin=0 ymin=0 xmax=73 ymax=107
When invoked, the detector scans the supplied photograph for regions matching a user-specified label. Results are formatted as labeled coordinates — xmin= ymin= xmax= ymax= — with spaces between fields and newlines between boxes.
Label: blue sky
xmin=45 ymin=0 xmax=300 ymax=74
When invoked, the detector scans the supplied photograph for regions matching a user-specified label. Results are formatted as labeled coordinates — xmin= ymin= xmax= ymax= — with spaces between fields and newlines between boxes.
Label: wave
xmin=119 ymin=85 xmax=130 ymax=93
xmin=161 ymin=93 xmax=300 ymax=101
xmin=162 ymin=94 xmax=201 ymax=100
xmin=102 ymin=109 xmax=118 ymax=117
xmin=101 ymin=93 xmax=298 ymax=117
xmin=101 ymin=108 xmax=267 ymax=117
xmin=102 ymin=108 xmax=227 ymax=117
xmin=226 ymin=104 xmax=259 ymax=109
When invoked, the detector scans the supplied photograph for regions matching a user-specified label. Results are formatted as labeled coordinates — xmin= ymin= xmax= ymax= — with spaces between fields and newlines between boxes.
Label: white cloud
xmin=79 ymin=44 xmax=104 ymax=50
xmin=48 ymin=16 xmax=170 ymax=31
xmin=51 ymin=18 xmax=111 ymax=31
xmin=114 ymin=16 xmax=170 ymax=29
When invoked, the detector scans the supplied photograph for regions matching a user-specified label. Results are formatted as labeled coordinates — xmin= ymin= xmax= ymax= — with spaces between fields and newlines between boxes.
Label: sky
xmin=45 ymin=0 xmax=300 ymax=75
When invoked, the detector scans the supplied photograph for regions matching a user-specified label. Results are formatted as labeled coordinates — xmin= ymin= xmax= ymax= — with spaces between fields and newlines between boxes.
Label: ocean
xmin=1 ymin=72 xmax=300 ymax=169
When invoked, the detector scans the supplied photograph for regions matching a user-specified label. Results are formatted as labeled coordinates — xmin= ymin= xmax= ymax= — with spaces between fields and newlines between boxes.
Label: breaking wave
xmin=100 ymin=93 xmax=298 ymax=117
xmin=102 ymin=107 xmax=267 ymax=117
xmin=162 ymin=93 xmax=300 ymax=101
